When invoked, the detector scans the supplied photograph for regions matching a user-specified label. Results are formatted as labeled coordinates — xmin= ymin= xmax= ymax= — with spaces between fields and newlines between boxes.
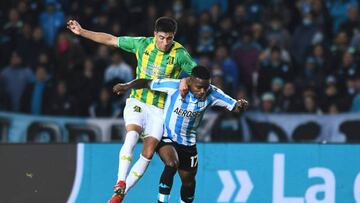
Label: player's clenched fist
xmin=234 ymin=99 xmax=248 ymax=112
xmin=67 ymin=20 xmax=82 ymax=35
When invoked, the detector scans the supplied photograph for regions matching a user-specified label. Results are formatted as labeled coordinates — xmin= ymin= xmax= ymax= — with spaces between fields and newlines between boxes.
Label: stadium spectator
xmin=20 ymin=65 xmax=52 ymax=115
xmin=0 ymin=51 xmax=34 ymax=111
xmin=38 ymin=0 xmax=65 ymax=46
xmin=336 ymin=50 xmax=358 ymax=89
xmin=291 ymin=11 xmax=323 ymax=70
xmin=328 ymin=0 xmax=358 ymax=33
xmin=330 ymin=31 xmax=350 ymax=68
xmin=232 ymin=4 xmax=250 ymax=32
xmin=300 ymin=56 xmax=325 ymax=89
xmin=257 ymin=46 xmax=292 ymax=95
xmin=265 ymin=15 xmax=291 ymax=49
xmin=277 ymin=81 xmax=299 ymax=113
xmin=214 ymin=45 xmax=239 ymax=95
xmin=104 ymin=52 xmax=133 ymax=85
xmin=232 ymin=29 xmax=261 ymax=93
xmin=69 ymin=58 xmax=101 ymax=117
xmin=27 ymin=26 xmax=49 ymax=69
xmin=196 ymin=25 xmax=215 ymax=54
xmin=309 ymin=43 xmax=332 ymax=75
xmin=251 ymin=22 xmax=267 ymax=49
xmin=46 ymin=80 xmax=78 ymax=116
xmin=93 ymin=45 xmax=111 ymax=78
xmin=300 ymin=87 xmax=322 ymax=114
xmin=259 ymin=92 xmax=277 ymax=113
xmin=54 ymin=31 xmax=85 ymax=79
xmin=89 ymin=87 xmax=121 ymax=118
xmin=178 ymin=11 xmax=198 ymax=45
xmin=1 ymin=8 xmax=23 ymax=67
xmin=270 ymin=77 xmax=284 ymax=102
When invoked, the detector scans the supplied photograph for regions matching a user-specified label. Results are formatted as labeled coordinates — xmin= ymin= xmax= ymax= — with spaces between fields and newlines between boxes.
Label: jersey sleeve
xmin=209 ymin=86 xmax=237 ymax=111
xmin=117 ymin=36 xmax=145 ymax=53
xmin=177 ymin=49 xmax=197 ymax=75
xmin=150 ymin=79 xmax=180 ymax=93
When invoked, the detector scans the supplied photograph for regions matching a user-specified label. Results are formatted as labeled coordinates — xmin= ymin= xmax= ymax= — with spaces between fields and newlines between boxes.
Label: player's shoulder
xmin=208 ymin=85 xmax=226 ymax=96
xmin=172 ymin=41 xmax=187 ymax=51
xmin=127 ymin=36 xmax=150 ymax=42
xmin=154 ymin=78 xmax=180 ymax=86
xmin=133 ymin=36 xmax=151 ymax=44
xmin=209 ymin=84 xmax=223 ymax=92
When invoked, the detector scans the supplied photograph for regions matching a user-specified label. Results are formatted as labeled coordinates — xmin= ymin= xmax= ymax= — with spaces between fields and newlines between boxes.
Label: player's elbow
xmin=109 ymin=36 xmax=118 ymax=47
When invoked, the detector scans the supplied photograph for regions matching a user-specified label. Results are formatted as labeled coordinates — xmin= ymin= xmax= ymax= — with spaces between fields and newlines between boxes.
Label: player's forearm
xmin=79 ymin=29 xmax=117 ymax=47
xmin=128 ymin=79 xmax=152 ymax=89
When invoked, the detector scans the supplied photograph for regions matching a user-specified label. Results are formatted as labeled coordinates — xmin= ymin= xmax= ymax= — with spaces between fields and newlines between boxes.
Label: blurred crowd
xmin=1 ymin=0 xmax=360 ymax=118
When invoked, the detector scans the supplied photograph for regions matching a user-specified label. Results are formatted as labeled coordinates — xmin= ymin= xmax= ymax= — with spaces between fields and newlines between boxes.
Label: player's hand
xmin=67 ymin=20 xmax=82 ymax=35
xmin=180 ymin=77 xmax=189 ymax=98
xmin=113 ymin=83 xmax=130 ymax=95
xmin=234 ymin=99 xmax=248 ymax=112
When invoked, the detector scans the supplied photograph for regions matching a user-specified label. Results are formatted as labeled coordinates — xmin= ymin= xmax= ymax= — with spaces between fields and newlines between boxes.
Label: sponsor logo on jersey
xmin=174 ymin=107 xmax=201 ymax=118
xmin=197 ymin=101 xmax=205 ymax=108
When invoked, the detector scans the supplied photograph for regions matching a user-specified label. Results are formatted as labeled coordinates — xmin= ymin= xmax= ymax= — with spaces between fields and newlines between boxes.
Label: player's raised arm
xmin=67 ymin=19 xmax=118 ymax=47
xmin=113 ymin=79 xmax=152 ymax=95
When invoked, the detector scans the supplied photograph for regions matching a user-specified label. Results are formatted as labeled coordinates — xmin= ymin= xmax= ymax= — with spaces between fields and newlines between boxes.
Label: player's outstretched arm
xmin=67 ymin=19 xmax=118 ymax=47
xmin=232 ymin=99 xmax=248 ymax=113
xmin=113 ymin=79 xmax=152 ymax=95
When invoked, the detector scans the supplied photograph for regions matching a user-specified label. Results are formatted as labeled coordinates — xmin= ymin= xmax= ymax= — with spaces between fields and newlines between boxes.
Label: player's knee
xmin=182 ymin=179 xmax=196 ymax=188
xmin=165 ymin=160 xmax=179 ymax=169
xmin=182 ymin=175 xmax=196 ymax=186
xmin=141 ymin=149 xmax=155 ymax=159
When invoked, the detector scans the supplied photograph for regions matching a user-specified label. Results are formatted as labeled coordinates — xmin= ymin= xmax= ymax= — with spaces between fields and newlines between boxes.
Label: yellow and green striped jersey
xmin=117 ymin=36 xmax=196 ymax=108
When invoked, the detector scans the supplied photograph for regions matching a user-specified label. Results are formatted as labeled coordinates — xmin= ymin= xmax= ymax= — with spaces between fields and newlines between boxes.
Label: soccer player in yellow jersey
xmin=67 ymin=17 xmax=196 ymax=203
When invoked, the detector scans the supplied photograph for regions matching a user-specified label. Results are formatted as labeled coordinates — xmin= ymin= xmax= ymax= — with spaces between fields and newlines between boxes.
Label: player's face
xmin=154 ymin=32 xmax=174 ymax=52
xmin=189 ymin=77 xmax=210 ymax=100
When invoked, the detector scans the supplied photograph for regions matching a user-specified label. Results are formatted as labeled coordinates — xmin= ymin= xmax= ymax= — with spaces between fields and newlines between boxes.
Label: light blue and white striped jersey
xmin=150 ymin=79 xmax=236 ymax=146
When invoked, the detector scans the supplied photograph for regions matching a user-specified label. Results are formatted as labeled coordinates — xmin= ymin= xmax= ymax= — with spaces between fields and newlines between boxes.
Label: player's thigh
xmin=123 ymin=98 xmax=145 ymax=131
xmin=157 ymin=140 xmax=179 ymax=168
xmin=141 ymin=136 xmax=160 ymax=159
xmin=143 ymin=104 xmax=164 ymax=141
xmin=177 ymin=144 xmax=198 ymax=173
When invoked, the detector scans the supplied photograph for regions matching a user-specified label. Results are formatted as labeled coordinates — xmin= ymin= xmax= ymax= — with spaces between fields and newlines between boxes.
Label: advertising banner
xmin=1 ymin=144 xmax=359 ymax=203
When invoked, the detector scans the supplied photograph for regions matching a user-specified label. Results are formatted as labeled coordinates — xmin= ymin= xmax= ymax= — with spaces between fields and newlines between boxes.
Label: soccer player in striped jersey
xmin=67 ymin=17 xmax=196 ymax=203
xmin=113 ymin=65 xmax=248 ymax=203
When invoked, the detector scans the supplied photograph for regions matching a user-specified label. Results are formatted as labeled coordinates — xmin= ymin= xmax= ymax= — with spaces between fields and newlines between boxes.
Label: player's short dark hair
xmin=191 ymin=65 xmax=211 ymax=80
xmin=154 ymin=16 xmax=177 ymax=33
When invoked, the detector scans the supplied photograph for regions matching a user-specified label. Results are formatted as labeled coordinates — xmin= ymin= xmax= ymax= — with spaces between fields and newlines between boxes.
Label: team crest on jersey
xmin=133 ymin=106 xmax=142 ymax=112
xmin=197 ymin=101 xmax=205 ymax=108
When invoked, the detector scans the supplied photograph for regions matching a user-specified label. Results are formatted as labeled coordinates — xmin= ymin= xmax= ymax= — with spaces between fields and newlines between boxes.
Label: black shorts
xmin=156 ymin=137 xmax=198 ymax=171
